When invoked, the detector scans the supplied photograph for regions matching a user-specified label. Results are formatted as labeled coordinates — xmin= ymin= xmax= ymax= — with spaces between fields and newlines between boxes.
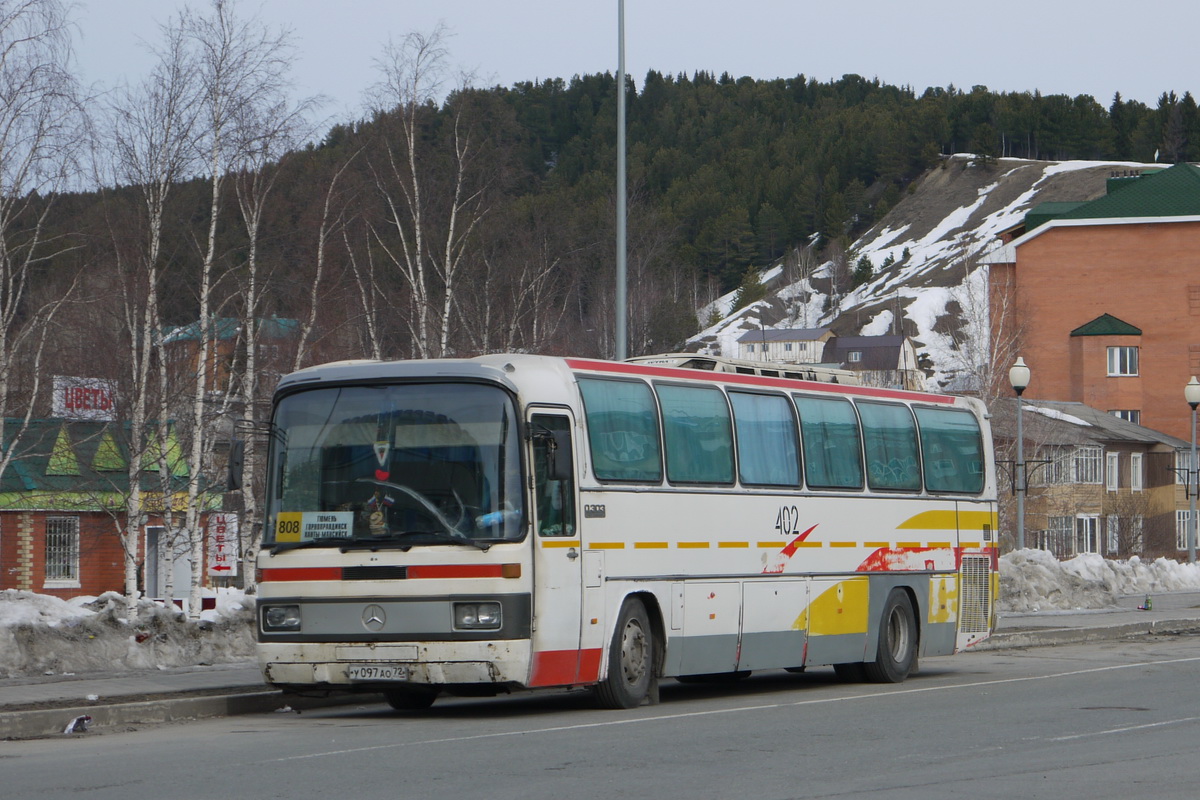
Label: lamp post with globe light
xmin=1185 ymin=377 xmax=1200 ymax=564
xmin=1009 ymin=358 xmax=1031 ymax=551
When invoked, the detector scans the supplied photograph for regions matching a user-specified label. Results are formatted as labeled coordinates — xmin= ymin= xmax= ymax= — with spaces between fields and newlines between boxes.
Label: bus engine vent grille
xmin=958 ymin=555 xmax=992 ymax=634
xmin=342 ymin=566 xmax=408 ymax=581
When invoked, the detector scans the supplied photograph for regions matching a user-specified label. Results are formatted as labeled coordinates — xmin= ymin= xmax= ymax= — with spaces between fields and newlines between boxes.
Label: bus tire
xmin=864 ymin=589 xmax=917 ymax=684
xmin=384 ymin=687 xmax=438 ymax=711
xmin=593 ymin=598 xmax=653 ymax=709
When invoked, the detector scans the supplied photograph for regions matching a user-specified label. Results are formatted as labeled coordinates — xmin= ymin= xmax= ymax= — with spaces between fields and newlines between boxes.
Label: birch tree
xmin=105 ymin=18 xmax=199 ymax=608
xmin=228 ymin=51 xmax=312 ymax=589
xmin=181 ymin=0 xmax=293 ymax=616
xmin=365 ymin=25 xmax=492 ymax=358
xmin=0 ymin=0 xmax=83 ymax=485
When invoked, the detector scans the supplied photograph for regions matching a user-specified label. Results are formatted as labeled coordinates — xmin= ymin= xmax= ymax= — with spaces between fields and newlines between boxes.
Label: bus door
xmin=526 ymin=410 xmax=585 ymax=687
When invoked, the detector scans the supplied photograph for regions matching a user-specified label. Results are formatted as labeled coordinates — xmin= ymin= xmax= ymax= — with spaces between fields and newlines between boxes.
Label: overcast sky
xmin=76 ymin=0 xmax=1199 ymax=128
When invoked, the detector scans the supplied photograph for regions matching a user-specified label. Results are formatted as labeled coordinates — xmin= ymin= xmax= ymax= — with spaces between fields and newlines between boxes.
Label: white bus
xmin=253 ymin=354 xmax=997 ymax=710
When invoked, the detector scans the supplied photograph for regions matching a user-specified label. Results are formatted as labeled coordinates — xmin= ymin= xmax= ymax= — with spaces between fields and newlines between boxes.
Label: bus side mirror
xmin=548 ymin=430 xmax=573 ymax=482
xmin=226 ymin=439 xmax=245 ymax=491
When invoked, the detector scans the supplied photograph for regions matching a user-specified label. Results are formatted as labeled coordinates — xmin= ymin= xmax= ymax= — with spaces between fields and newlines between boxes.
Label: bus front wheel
xmin=593 ymin=598 xmax=653 ymax=709
xmin=864 ymin=589 xmax=917 ymax=683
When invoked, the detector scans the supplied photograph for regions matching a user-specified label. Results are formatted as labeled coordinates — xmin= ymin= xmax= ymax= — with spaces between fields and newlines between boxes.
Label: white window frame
xmin=848 ymin=351 xmax=862 ymax=363
xmin=1075 ymin=515 xmax=1100 ymax=554
xmin=44 ymin=516 xmax=80 ymax=588
xmin=1111 ymin=409 xmax=1141 ymax=424
xmin=1106 ymin=346 xmax=1139 ymax=376
xmin=1178 ymin=510 xmax=1193 ymax=551
xmin=1105 ymin=452 xmax=1119 ymax=491
xmin=1106 ymin=514 xmax=1120 ymax=553
xmin=1072 ymin=446 xmax=1103 ymax=484
xmin=1131 ymin=452 xmax=1143 ymax=492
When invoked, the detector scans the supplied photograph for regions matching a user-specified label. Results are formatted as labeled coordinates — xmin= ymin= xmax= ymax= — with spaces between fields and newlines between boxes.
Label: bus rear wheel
xmin=864 ymin=589 xmax=917 ymax=683
xmin=384 ymin=687 xmax=438 ymax=711
xmin=593 ymin=598 xmax=653 ymax=709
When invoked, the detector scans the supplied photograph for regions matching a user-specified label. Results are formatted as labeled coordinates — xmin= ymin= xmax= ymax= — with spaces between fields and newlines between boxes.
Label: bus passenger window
xmin=657 ymin=384 xmax=734 ymax=484
xmin=531 ymin=414 xmax=576 ymax=537
xmin=915 ymin=407 xmax=985 ymax=494
xmin=577 ymin=378 xmax=663 ymax=483
xmin=793 ymin=395 xmax=864 ymax=490
xmin=729 ymin=391 xmax=800 ymax=487
xmin=857 ymin=401 xmax=921 ymax=491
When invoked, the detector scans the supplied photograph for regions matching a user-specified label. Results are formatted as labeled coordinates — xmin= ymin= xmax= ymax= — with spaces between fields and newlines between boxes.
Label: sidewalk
xmin=5 ymin=591 xmax=1200 ymax=740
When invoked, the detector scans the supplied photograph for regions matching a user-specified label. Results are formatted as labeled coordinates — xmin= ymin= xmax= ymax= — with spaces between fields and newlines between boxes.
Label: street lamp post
xmin=1185 ymin=377 xmax=1200 ymax=564
xmin=1009 ymin=357 xmax=1031 ymax=551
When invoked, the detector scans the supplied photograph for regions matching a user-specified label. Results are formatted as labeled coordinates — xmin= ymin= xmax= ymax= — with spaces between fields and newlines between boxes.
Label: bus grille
xmin=959 ymin=555 xmax=992 ymax=634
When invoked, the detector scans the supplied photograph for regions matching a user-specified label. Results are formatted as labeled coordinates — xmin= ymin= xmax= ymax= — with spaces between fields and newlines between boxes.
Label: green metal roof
xmin=1025 ymin=201 xmax=1086 ymax=231
xmin=1069 ymin=313 xmax=1142 ymax=337
xmin=1058 ymin=163 xmax=1200 ymax=220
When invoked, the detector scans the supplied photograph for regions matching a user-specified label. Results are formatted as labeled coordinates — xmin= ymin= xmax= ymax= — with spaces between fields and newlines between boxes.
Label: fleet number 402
xmin=775 ymin=505 xmax=802 ymax=536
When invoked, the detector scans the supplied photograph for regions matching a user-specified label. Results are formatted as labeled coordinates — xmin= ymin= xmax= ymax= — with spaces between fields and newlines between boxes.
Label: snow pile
xmin=0 ymin=589 xmax=254 ymax=678
xmin=999 ymin=549 xmax=1200 ymax=613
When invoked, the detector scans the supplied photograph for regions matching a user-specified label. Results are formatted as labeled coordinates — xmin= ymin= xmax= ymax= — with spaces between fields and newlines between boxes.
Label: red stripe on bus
xmin=565 ymin=358 xmax=955 ymax=403
xmin=529 ymin=648 xmax=605 ymax=687
xmin=406 ymin=564 xmax=512 ymax=579
xmin=259 ymin=564 xmax=521 ymax=582
xmin=259 ymin=567 xmax=342 ymax=582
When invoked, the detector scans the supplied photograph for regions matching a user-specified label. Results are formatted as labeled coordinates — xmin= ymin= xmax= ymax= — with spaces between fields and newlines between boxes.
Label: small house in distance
xmin=822 ymin=335 xmax=924 ymax=391
xmin=736 ymin=327 xmax=832 ymax=363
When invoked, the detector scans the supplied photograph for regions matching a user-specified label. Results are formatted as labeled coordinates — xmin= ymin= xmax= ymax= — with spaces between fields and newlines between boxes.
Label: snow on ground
xmin=0 ymin=589 xmax=253 ymax=678
xmin=3 ymin=551 xmax=1200 ymax=677
xmin=1000 ymin=550 xmax=1200 ymax=613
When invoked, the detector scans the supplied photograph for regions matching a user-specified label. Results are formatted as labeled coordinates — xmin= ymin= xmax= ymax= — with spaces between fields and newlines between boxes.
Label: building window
xmin=45 ymin=516 xmax=80 ymax=587
xmin=1106 ymin=346 xmax=1139 ymax=376
xmin=1111 ymin=410 xmax=1140 ymax=424
xmin=1075 ymin=516 xmax=1099 ymax=554
xmin=1107 ymin=515 xmax=1120 ymax=553
xmin=1105 ymin=452 xmax=1119 ymax=491
xmin=746 ymin=344 xmax=754 ymax=354
xmin=1072 ymin=447 xmax=1103 ymax=484
xmin=1178 ymin=510 xmax=1193 ymax=550
xmin=848 ymin=351 xmax=862 ymax=363
xmin=1131 ymin=452 xmax=1143 ymax=492
xmin=784 ymin=343 xmax=792 ymax=352
xmin=1039 ymin=515 xmax=1073 ymax=557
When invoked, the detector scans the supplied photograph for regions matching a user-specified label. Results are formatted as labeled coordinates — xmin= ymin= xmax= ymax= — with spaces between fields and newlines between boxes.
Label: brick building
xmin=986 ymin=163 xmax=1200 ymax=441
xmin=0 ymin=419 xmax=217 ymax=599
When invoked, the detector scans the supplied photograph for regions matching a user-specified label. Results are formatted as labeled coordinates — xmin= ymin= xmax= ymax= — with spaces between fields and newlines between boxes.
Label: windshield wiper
xmin=268 ymin=538 xmax=353 ymax=555
xmin=383 ymin=529 xmax=491 ymax=551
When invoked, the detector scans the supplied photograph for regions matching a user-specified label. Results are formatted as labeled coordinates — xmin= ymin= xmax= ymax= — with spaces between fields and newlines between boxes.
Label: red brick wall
xmin=995 ymin=220 xmax=1200 ymax=440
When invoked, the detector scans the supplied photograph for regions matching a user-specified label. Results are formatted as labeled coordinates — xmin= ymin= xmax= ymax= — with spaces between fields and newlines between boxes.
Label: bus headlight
xmin=262 ymin=604 xmax=302 ymax=631
xmin=454 ymin=601 xmax=502 ymax=630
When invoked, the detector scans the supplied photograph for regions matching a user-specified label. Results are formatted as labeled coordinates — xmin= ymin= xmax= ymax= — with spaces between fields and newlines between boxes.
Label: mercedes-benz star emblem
xmin=362 ymin=604 xmax=386 ymax=632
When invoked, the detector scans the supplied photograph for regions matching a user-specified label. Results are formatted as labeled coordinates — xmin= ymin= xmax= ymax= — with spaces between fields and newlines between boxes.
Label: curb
xmin=977 ymin=617 xmax=1200 ymax=651
xmin=1 ymin=689 xmax=379 ymax=741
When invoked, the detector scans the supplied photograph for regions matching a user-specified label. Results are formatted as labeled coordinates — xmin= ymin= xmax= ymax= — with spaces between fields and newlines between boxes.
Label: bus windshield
xmin=264 ymin=382 xmax=523 ymax=549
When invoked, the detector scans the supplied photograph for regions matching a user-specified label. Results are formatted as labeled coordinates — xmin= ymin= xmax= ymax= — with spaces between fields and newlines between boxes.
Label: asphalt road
xmin=6 ymin=634 xmax=1200 ymax=800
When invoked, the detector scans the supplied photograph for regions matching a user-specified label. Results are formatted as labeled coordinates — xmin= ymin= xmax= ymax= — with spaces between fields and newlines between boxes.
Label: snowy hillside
xmin=689 ymin=155 xmax=1160 ymax=390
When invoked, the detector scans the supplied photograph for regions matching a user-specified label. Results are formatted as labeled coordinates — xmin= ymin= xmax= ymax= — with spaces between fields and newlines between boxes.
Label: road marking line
xmin=1049 ymin=715 xmax=1200 ymax=741
xmin=269 ymin=655 xmax=1200 ymax=762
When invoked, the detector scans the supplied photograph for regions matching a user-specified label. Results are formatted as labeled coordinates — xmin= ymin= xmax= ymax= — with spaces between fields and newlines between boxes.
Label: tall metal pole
xmin=1190 ymin=403 xmax=1197 ymax=563
xmin=1009 ymin=357 xmax=1030 ymax=552
xmin=614 ymin=0 xmax=628 ymax=360
xmin=1016 ymin=390 xmax=1025 ymax=551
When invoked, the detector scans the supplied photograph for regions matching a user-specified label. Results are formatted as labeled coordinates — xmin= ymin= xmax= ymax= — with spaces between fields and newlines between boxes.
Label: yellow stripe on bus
xmin=540 ymin=540 xmax=579 ymax=548
xmin=634 ymin=542 xmax=669 ymax=549
xmin=718 ymin=541 xmax=749 ymax=548
xmin=677 ymin=542 xmax=710 ymax=549
xmin=896 ymin=510 xmax=998 ymax=531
